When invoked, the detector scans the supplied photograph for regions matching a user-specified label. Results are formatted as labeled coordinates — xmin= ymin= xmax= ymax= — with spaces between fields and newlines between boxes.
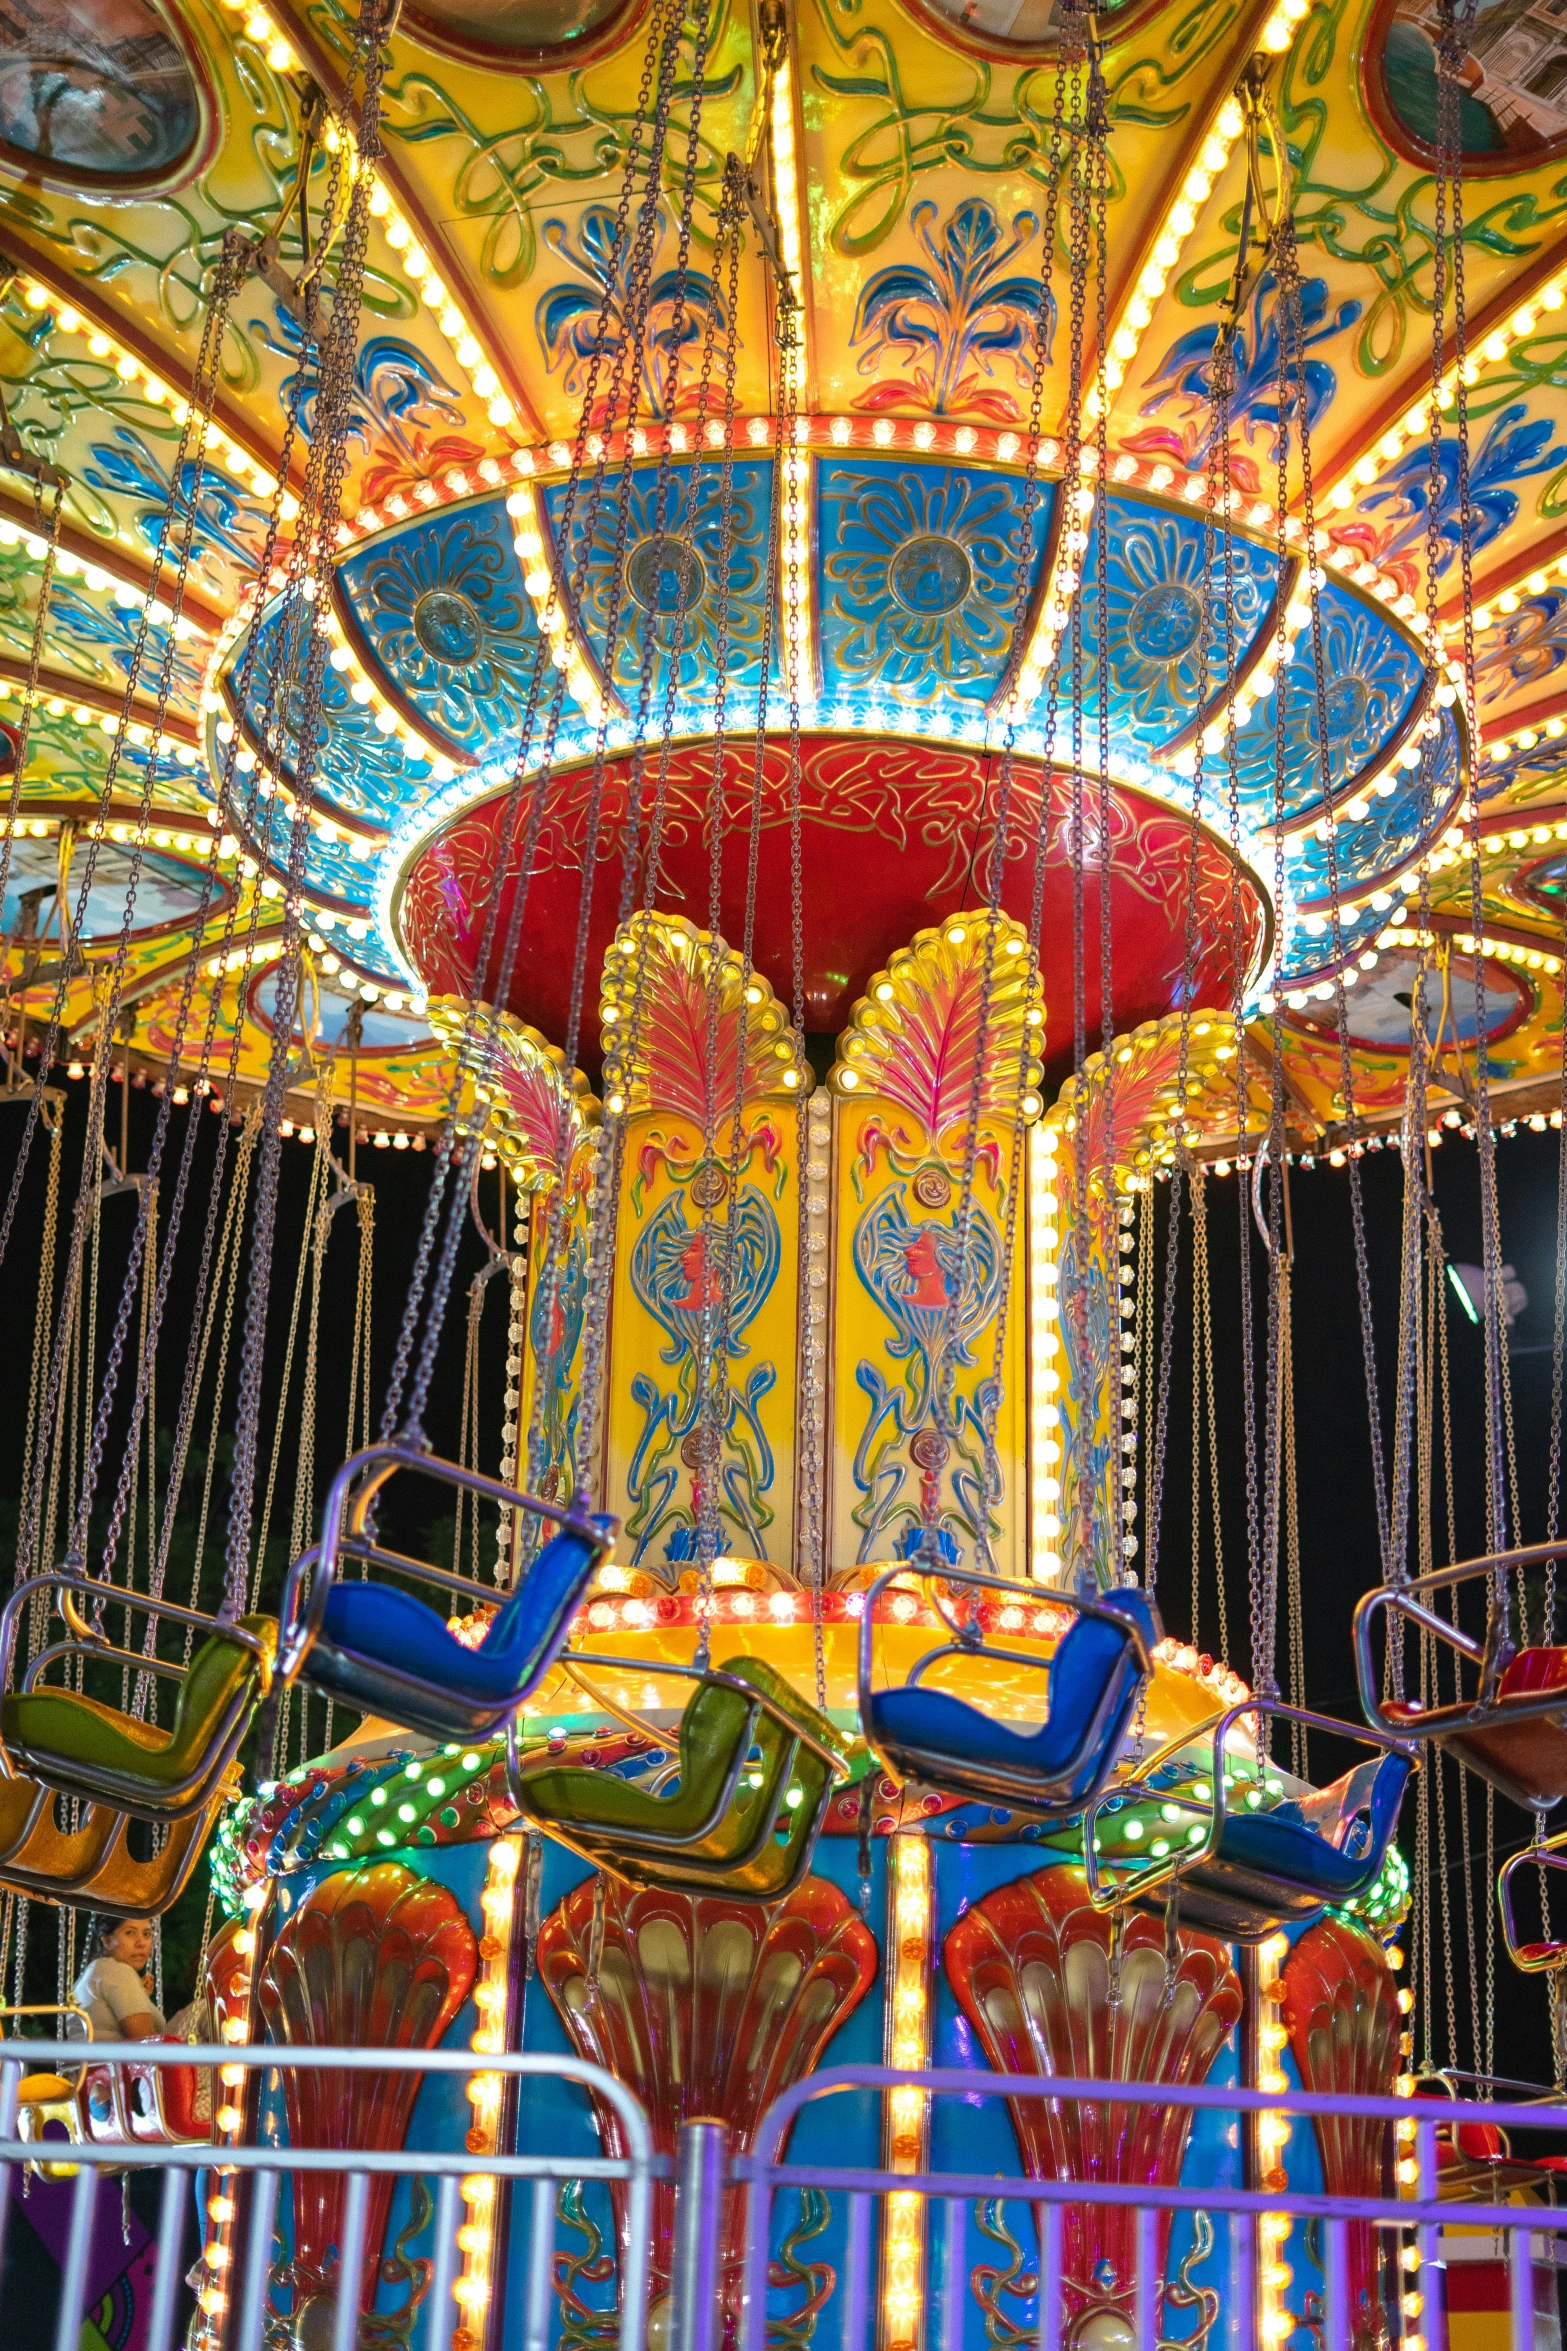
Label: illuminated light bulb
xmin=216 ymin=2104 xmax=244 ymax=2132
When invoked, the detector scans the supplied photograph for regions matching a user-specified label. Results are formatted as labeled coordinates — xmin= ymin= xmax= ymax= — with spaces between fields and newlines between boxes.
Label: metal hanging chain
xmin=979 ymin=64 xmax=1069 ymax=1584
xmin=1272 ymin=210 xmax=1393 ymax=1581
xmin=223 ymin=2 xmax=390 ymax=1616
xmin=531 ymin=14 xmax=723 ymax=1517
xmin=12 ymin=266 xmax=243 ymax=1593
xmin=384 ymin=0 xmax=697 ymax=1453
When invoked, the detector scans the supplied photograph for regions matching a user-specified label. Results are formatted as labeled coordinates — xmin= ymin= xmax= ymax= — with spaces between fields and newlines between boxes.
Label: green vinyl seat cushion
xmin=519 ymin=1655 xmax=847 ymax=1875
xmin=1 ymin=1616 xmax=274 ymax=1806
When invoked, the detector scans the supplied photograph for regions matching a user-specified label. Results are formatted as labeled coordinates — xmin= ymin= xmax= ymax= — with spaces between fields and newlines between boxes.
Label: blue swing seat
xmin=1129 ymin=1748 xmax=1412 ymax=1944
xmin=862 ymin=1574 xmax=1159 ymax=1816
xmin=304 ymin=1519 xmax=610 ymax=1741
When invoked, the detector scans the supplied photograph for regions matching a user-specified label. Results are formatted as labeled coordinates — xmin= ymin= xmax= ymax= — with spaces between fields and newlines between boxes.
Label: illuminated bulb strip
xmin=453 ymin=1834 xmax=520 ymax=2351
xmin=882 ymin=1835 xmax=932 ymax=2351
xmin=196 ymin=1890 xmax=265 ymax=2345
xmin=1375 ymin=917 xmax=1564 ymax=976
xmin=322 ymin=604 xmax=462 ymax=775
xmin=0 ymin=501 xmax=205 ymax=641
xmin=0 ymin=673 xmax=203 ymax=767
xmin=209 ymin=0 xmax=517 ymax=434
xmin=1100 ymin=93 xmax=1246 ymax=409
xmin=14 ymin=279 xmax=285 ymax=516
xmin=1326 ymin=272 xmax=1567 ymax=516
xmin=771 ymin=53 xmax=807 ymax=408
xmin=1468 ymin=545 xmax=1567 ymax=634
xmin=506 ymin=484 xmax=612 ymax=725
xmin=1486 ymin=705 xmax=1567 ymax=764
xmin=799 ymin=1089 xmax=831 ymax=1584
xmin=1255 ymin=1932 xmax=1294 ymax=2347
xmin=1029 ymin=1120 xmax=1064 ymax=1582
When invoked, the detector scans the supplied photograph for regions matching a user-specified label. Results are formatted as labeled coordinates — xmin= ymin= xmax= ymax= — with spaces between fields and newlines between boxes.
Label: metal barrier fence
xmin=733 ymin=2066 xmax=1567 ymax=2351
xmin=3 ymin=2044 xmax=1566 ymax=2351
xmin=0 ymin=2041 xmax=659 ymax=2351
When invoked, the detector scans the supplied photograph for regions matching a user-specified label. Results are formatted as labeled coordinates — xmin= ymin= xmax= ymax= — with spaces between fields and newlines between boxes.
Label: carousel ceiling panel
xmin=1221 ymin=576 xmax=1428 ymax=825
xmin=812 ymin=454 xmax=1053 ymax=710
xmin=793 ymin=0 xmax=1272 ymax=427
xmin=335 ymin=494 xmax=541 ymax=756
xmin=1108 ymin=0 xmax=1567 ymax=535
xmin=272 ymin=0 xmax=773 ymax=440
xmin=541 ymin=455 xmax=781 ymax=709
xmin=223 ymin=598 xmax=446 ymax=829
xmin=1073 ymin=494 xmax=1279 ymax=753
xmin=1471 ymin=576 xmax=1567 ymax=734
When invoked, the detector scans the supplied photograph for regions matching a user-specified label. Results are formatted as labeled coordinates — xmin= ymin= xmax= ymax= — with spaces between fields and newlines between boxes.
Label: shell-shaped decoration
xmin=257 ymin=1863 xmax=479 ymax=2310
xmin=829 ymin=909 xmax=1044 ymax=1146
xmin=537 ymin=1871 xmax=877 ymax=2311
xmin=600 ymin=910 xmax=808 ymax=1121
xmin=1049 ymin=1009 xmax=1261 ymax=1196
xmin=943 ymin=1863 xmax=1241 ymax=2329
xmin=428 ymin=994 xmax=598 ymax=1192
xmin=1281 ymin=1918 xmax=1401 ymax=2346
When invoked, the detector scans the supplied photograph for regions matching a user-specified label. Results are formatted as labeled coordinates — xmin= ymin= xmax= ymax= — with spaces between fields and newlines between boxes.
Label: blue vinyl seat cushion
xmin=319 ymin=1521 xmax=606 ymax=1706
xmin=1207 ymin=1751 xmax=1410 ymax=1895
xmin=869 ymin=1588 xmax=1157 ymax=1793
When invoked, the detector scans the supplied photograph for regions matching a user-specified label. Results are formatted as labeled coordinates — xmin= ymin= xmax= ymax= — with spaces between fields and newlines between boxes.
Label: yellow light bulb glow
xmin=455 ymin=1835 xmax=521 ymax=2339
xmin=881 ymin=1837 xmax=933 ymax=2345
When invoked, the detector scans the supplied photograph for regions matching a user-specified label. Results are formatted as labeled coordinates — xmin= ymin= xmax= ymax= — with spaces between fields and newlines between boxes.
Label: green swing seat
xmin=0 ymin=1575 xmax=274 ymax=1823
xmin=513 ymin=1654 xmax=852 ymax=1901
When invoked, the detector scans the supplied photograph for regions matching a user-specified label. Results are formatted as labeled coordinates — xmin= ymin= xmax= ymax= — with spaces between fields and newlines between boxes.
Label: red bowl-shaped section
xmin=395 ymin=732 xmax=1266 ymax=1075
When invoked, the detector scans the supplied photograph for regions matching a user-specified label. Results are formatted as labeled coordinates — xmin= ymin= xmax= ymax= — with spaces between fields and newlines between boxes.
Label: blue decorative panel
xmin=543 ymin=457 xmax=778 ymax=712
xmin=1227 ymin=582 xmax=1425 ymax=826
xmin=1078 ymin=496 xmax=1278 ymax=753
xmin=230 ymin=600 xmax=440 ymax=833
xmin=814 ymin=456 xmax=1054 ymax=709
xmin=1289 ymin=707 xmax=1463 ymax=909
xmin=336 ymin=497 xmax=543 ymax=756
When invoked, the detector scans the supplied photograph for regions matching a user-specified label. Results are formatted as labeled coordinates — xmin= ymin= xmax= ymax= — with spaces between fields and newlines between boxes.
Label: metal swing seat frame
xmin=1081 ymin=1696 xmax=1417 ymax=1945
xmin=1355 ymin=1542 xmax=1567 ymax=1813
xmin=1499 ymin=1831 xmax=1567 ymax=1975
xmin=0 ymin=1575 xmax=272 ymax=1823
xmin=508 ymin=1651 xmax=851 ymax=1902
xmin=856 ymin=1560 xmax=1157 ymax=1819
xmin=272 ymin=1439 xmax=612 ymax=1743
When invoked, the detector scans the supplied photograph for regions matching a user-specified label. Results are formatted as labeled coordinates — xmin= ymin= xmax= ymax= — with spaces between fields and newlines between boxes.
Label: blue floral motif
xmin=816 ymin=458 xmax=1053 ymax=707
xmin=46 ymin=586 xmax=198 ymax=698
xmin=340 ymin=500 xmax=541 ymax=753
xmin=233 ymin=601 xmax=434 ymax=831
xmin=1226 ymin=582 xmax=1425 ymax=823
xmin=1361 ymin=404 xmax=1562 ymax=575
xmin=1084 ymin=501 xmax=1277 ymax=749
xmin=546 ymin=459 xmax=773 ymax=707
xmin=254 ymin=307 xmax=464 ymax=453
xmin=82 ymin=427 xmax=267 ymax=577
xmin=1139 ymin=274 xmax=1359 ymax=463
xmin=537 ymin=207 xmax=721 ymax=423
xmin=1287 ymin=707 xmax=1463 ymax=908
xmin=849 ymin=198 xmax=1054 ymax=422
xmin=1473 ymin=585 xmax=1567 ymax=708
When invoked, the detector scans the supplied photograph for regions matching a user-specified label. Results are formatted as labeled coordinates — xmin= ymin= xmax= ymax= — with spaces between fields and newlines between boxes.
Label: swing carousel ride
xmin=14 ymin=0 xmax=1567 ymax=2338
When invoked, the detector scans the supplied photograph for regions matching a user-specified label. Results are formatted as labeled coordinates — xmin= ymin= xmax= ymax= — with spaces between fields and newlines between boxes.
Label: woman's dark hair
xmin=79 ymin=1913 xmax=150 ymax=1964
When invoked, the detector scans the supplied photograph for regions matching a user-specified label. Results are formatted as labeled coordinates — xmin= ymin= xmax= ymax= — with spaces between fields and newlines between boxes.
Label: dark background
xmin=0 ymin=1069 xmax=1559 ymax=2092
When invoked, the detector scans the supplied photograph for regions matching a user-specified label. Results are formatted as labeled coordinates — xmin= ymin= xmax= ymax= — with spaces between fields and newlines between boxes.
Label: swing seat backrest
xmin=1197 ymin=1750 xmax=1411 ymax=1900
xmin=315 ymin=1518 xmax=607 ymax=1720
xmin=519 ymin=1657 xmax=849 ymax=1894
xmin=1389 ymin=1645 xmax=1567 ymax=1811
xmin=0 ymin=1617 xmax=274 ymax=1821
xmin=868 ymin=1587 xmax=1158 ymax=1805
xmin=518 ymin=1665 xmax=767 ymax=1851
